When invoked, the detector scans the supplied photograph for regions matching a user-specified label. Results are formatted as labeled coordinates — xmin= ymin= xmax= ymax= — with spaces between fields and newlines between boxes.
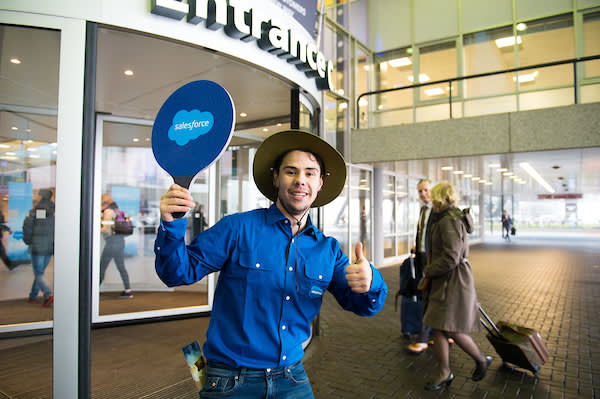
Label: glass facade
xmin=0 ymin=24 xmax=59 ymax=326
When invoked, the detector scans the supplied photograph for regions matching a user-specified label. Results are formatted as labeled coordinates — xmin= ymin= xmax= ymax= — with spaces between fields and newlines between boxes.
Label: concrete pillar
xmin=373 ymin=167 xmax=384 ymax=266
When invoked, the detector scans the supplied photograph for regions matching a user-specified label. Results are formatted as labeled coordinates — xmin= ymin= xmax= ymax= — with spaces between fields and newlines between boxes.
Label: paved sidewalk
xmin=303 ymin=239 xmax=600 ymax=398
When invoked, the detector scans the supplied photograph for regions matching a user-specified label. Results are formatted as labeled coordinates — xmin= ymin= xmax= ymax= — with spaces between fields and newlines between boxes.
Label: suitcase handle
xmin=479 ymin=306 xmax=504 ymax=339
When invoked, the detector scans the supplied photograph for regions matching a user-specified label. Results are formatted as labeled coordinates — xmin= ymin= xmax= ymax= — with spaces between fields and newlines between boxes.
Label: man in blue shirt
xmin=155 ymin=129 xmax=388 ymax=398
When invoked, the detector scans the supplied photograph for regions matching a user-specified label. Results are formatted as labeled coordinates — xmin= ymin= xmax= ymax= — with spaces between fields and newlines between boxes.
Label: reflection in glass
xmin=99 ymin=121 xmax=210 ymax=315
xmin=0 ymin=24 xmax=59 ymax=327
xmin=350 ymin=168 xmax=371 ymax=259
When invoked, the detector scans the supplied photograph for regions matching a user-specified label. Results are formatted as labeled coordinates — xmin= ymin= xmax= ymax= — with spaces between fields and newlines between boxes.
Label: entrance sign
xmin=152 ymin=80 xmax=235 ymax=193
xmin=151 ymin=0 xmax=333 ymax=91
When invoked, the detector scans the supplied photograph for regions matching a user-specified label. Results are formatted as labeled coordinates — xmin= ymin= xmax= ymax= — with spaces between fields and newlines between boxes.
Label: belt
xmin=207 ymin=360 xmax=302 ymax=377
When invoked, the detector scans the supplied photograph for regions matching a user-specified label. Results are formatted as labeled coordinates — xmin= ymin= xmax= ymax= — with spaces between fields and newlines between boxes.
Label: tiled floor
xmin=0 ymin=236 xmax=598 ymax=398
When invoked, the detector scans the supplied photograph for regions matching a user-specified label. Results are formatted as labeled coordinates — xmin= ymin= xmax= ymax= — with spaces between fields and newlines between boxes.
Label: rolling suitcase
xmin=394 ymin=255 xmax=424 ymax=336
xmin=479 ymin=307 xmax=549 ymax=375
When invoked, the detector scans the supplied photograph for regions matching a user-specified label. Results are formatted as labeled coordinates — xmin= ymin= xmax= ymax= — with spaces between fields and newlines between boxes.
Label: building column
xmin=373 ymin=167 xmax=384 ymax=266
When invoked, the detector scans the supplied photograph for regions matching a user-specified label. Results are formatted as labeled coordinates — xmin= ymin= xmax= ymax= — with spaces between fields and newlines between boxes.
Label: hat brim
xmin=252 ymin=130 xmax=347 ymax=207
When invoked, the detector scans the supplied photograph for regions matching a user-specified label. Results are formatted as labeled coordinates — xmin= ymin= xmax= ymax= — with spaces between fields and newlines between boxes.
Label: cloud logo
xmin=168 ymin=109 xmax=214 ymax=146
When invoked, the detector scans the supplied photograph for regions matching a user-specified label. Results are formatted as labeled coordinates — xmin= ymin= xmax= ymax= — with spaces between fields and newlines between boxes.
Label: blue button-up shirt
xmin=155 ymin=204 xmax=388 ymax=369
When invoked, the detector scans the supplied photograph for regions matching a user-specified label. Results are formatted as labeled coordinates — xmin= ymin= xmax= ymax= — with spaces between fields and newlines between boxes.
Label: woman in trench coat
xmin=418 ymin=182 xmax=493 ymax=390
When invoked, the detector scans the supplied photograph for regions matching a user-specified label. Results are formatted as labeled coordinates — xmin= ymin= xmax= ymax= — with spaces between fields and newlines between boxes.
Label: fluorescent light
xmin=10 ymin=58 xmax=21 ymax=64
xmin=388 ymin=57 xmax=412 ymax=67
xmin=424 ymin=87 xmax=445 ymax=96
xmin=0 ymin=144 xmax=10 ymax=149
xmin=513 ymin=71 xmax=538 ymax=83
xmin=471 ymin=177 xmax=480 ymax=181
xmin=240 ymin=112 xmax=248 ymax=117
xmin=488 ymin=163 xmax=500 ymax=168
xmin=441 ymin=166 xmax=453 ymax=171
xmin=453 ymin=170 xmax=464 ymax=175
xmin=338 ymin=103 xmax=348 ymax=110
xmin=496 ymin=168 xmax=507 ymax=172
xmin=358 ymin=98 xmax=368 ymax=106
xmin=519 ymin=162 xmax=555 ymax=193
xmin=495 ymin=36 xmax=522 ymax=48
xmin=503 ymin=172 xmax=513 ymax=176
xmin=516 ymin=23 xmax=527 ymax=32
xmin=463 ymin=174 xmax=472 ymax=178
xmin=124 ymin=69 xmax=134 ymax=76
xmin=408 ymin=73 xmax=430 ymax=83
xmin=377 ymin=104 xmax=384 ymax=110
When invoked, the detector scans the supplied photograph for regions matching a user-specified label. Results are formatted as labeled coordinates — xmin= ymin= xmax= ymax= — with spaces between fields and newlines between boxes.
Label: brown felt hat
xmin=252 ymin=130 xmax=347 ymax=207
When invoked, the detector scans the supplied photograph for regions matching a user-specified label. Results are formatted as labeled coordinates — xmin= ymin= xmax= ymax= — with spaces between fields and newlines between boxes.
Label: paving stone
xmin=303 ymin=240 xmax=600 ymax=398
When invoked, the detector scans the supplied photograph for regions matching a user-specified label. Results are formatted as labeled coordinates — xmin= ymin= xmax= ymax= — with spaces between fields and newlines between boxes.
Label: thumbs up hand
xmin=345 ymin=242 xmax=373 ymax=293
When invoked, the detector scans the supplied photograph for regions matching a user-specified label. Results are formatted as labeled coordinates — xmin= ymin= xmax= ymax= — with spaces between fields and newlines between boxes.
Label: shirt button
xmin=256 ymin=263 xmax=261 ymax=268
xmin=289 ymin=267 xmax=293 ymax=271
xmin=156 ymin=247 xmax=160 ymax=251
xmin=318 ymin=274 xmax=323 ymax=279
xmin=282 ymin=355 xmax=287 ymax=360
xmin=266 ymin=368 xmax=271 ymax=372
xmin=282 ymin=325 xmax=286 ymax=330
xmin=284 ymin=220 xmax=288 ymax=223
xmin=285 ymin=296 xmax=290 ymax=301
xmin=372 ymin=299 xmax=376 ymax=303
xmin=292 ymin=238 xmax=294 ymax=243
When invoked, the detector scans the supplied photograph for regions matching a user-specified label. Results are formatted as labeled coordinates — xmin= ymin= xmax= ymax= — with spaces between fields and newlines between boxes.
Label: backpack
xmin=113 ymin=209 xmax=134 ymax=235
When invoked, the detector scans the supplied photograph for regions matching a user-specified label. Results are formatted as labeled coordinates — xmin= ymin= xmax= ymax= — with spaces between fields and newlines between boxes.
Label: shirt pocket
xmin=298 ymin=256 xmax=332 ymax=299
xmin=226 ymin=249 xmax=275 ymax=280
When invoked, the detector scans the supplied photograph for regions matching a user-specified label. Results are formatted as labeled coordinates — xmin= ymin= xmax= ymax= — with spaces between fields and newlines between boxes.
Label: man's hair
xmin=431 ymin=181 xmax=459 ymax=209
xmin=417 ymin=178 xmax=431 ymax=187
xmin=272 ymin=148 xmax=325 ymax=177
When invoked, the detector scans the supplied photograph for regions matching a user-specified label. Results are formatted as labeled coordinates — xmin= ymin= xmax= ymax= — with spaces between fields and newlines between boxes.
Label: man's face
xmin=417 ymin=182 xmax=431 ymax=204
xmin=273 ymin=150 xmax=323 ymax=217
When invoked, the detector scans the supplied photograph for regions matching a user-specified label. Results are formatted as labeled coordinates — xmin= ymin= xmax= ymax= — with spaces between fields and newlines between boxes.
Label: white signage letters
xmin=151 ymin=0 xmax=333 ymax=90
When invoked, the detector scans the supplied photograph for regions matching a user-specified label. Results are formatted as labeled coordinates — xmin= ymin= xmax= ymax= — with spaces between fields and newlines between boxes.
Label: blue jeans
xmin=199 ymin=360 xmax=314 ymax=399
xmin=29 ymin=254 xmax=52 ymax=299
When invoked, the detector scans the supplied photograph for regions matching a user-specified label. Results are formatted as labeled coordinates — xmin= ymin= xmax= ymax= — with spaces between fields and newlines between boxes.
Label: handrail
xmin=356 ymin=54 xmax=600 ymax=129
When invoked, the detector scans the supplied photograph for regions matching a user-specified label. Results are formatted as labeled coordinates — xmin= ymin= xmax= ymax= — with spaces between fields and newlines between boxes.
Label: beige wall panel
xmin=462 ymin=0 xmax=512 ymax=33
xmin=577 ymin=0 xmax=600 ymax=10
xmin=516 ymin=0 xmax=572 ymax=21
xmin=351 ymin=113 xmax=510 ymax=163
xmin=414 ymin=0 xmax=459 ymax=43
xmin=351 ymin=103 xmax=600 ymax=163
xmin=510 ymin=103 xmax=600 ymax=151
xmin=368 ymin=0 xmax=412 ymax=51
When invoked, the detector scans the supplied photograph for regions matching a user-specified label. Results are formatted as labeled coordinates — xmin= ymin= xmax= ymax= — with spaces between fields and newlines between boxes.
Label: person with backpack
xmin=23 ymin=189 xmax=55 ymax=306
xmin=100 ymin=194 xmax=133 ymax=298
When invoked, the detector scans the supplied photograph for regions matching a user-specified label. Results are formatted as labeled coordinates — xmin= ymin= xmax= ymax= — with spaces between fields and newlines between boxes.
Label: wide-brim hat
xmin=252 ymin=130 xmax=347 ymax=207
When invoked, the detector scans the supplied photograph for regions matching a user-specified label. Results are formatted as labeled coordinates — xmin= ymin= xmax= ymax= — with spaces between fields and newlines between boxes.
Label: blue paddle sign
xmin=152 ymin=80 xmax=235 ymax=189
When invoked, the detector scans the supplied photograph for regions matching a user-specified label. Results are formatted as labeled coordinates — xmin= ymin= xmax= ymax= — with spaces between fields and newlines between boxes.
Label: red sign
xmin=537 ymin=193 xmax=583 ymax=199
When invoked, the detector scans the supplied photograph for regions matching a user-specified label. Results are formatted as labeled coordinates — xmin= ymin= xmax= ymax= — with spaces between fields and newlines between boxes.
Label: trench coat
xmin=422 ymin=206 xmax=480 ymax=333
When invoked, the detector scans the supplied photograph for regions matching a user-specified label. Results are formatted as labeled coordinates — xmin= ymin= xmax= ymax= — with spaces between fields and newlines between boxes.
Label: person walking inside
xmin=406 ymin=178 xmax=434 ymax=353
xmin=100 ymin=194 xmax=133 ymax=298
xmin=23 ymin=189 xmax=55 ymax=306
xmin=0 ymin=211 xmax=15 ymax=270
xmin=501 ymin=210 xmax=513 ymax=241
xmin=419 ymin=182 xmax=492 ymax=390
xmin=155 ymin=130 xmax=388 ymax=398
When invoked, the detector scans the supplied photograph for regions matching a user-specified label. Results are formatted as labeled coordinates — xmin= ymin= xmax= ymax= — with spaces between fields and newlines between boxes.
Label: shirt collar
xmin=266 ymin=204 xmax=320 ymax=240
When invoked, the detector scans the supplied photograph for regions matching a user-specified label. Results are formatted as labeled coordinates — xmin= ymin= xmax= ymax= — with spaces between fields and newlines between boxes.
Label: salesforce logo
xmin=168 ymin=109 xmax=214 ymax=146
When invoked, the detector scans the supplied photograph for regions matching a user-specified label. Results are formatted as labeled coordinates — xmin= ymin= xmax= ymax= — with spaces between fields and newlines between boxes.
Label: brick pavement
xmin=303 ymin=239 xmax=600 ymax=399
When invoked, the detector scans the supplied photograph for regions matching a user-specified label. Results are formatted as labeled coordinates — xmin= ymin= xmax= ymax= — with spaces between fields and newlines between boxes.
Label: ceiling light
xmin=453 ymin=170 xmax=464 ymax=175
xmin=5 ymin=152 xmax=16 ymax=156
xmin=337 ymin=89 xmax=345 ymax=96
xmin=10 ymin=58 xmax=21 ymax=64
xmin=262 ymin=128 xmax=269 ymax=132
xmin=463 ymin=174 xmax=472 ymax=178
xmin=516 ymin=23 xmax=527 ymax=31
xmin=277 ymin=123 xmax=282 ymax=127
xmin=132 ymin=138 xmax=139 ymax=142
xmin=145 ymin=138 xmax=150 ymax=142
xmin=519 ymin=162 xmax=555 ymax=193
xmin=488 ymin=163 xmax=500 ymax=168
xmin=497 ymin=168 xmax=507 ymax=172
xmin=388 ymin=57 xmax=412 ymax=67
xmin=441 ymin=166 xmax=453 ymax=171
xmin=503 ymin=172 xmax=513 ymax=176
xmin=485 ymin=182 xmax=493 ymax=185
xmin=29 ymin=154 xmax=40 ymax=159
xmin=471 ymin=177 xmax=480 ymax=181
xmin=513 ymin=71 xmax=538 ymax=83
xmin=11 ymin=127 xmax=18 ymax=131
xmin=408 ymin=73 xmax=430 ymax=83
xmin=0 ymin=144 xmax=10 ymax=149
xmin=495 ymin=36 xmax=522 ymax=48
xmin=124 ymin=69 xmax=134 ymax=76
xmin=424 ymin=87 xmax=445 ymax=96
xmin=338 ymin=103 xmax=348 ymax=110
xmin=358 ymin=98 xmax=368 ymax=107
xmin=377 ymin=104 xmax=384 ymax=110
xmin=240 ymin=112 xmax=247 ymax=117
xmin=380 ymin=62 xmax=388 ymax=71
xmin=26 ymin=148 xmax=37 ymax=152
xmin=478 ymin=180 xmax=486 ymax=184
xmin=1 ymin=156 xmax=18 ymax=160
